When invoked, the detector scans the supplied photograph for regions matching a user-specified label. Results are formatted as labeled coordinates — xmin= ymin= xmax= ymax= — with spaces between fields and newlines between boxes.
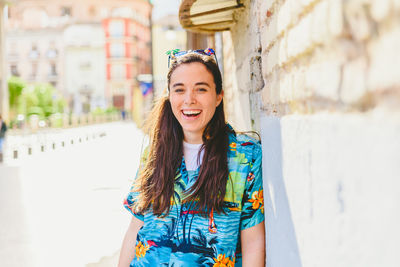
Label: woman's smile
xmin=181 ymin=109 xmax=202 ymax=119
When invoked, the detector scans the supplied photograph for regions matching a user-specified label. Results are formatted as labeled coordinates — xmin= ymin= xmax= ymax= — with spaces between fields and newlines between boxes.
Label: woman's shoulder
xmin=227 ymin=124 xmax=261 ymax=159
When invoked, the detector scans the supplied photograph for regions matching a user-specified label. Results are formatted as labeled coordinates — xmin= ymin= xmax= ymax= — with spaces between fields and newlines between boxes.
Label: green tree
xmin=16 ymin=83 xmax=67 ymax=120
xmin=8 ymin=76 xmax=26 ymax=118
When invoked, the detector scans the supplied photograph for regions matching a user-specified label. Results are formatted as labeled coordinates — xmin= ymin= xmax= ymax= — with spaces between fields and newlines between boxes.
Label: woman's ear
xmin=216 ymin=90 xmax=224 ymax=107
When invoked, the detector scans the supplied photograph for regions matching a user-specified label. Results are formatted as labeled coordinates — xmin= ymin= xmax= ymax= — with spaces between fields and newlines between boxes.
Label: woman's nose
xmin=184 ymin=90 xmax=196 ymax=104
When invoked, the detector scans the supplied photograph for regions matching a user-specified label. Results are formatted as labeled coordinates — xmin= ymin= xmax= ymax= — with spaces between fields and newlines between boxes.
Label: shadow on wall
xmin=260 ymin=116 xmax=302 ymax=267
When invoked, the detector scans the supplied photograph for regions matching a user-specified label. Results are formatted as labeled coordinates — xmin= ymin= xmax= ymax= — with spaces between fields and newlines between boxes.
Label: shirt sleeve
xmin=123 ymin=148 xmax=149 ymax=221
xmin=240 ymin=143 xmax=265 ymax=230
xmin=123 ymin=170 xmax=145 ymax=221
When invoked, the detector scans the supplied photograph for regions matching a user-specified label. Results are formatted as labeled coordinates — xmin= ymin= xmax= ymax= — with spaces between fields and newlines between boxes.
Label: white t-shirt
xmin=183 ymin=141 xmax=204 ymax=171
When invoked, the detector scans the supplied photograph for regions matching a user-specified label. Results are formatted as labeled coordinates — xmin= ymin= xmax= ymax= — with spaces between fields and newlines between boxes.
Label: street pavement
xmin=0 ymin=121 xmax=144 ymax=267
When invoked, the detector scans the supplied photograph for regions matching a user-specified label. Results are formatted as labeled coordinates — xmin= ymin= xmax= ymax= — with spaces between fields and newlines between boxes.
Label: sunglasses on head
xmin=166 ymin=48 xmax=218 ymax=68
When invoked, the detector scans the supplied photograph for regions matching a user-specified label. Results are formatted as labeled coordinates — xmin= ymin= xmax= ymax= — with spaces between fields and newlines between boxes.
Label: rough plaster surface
xmin=260 ymin=111 xmax=400 ymax=267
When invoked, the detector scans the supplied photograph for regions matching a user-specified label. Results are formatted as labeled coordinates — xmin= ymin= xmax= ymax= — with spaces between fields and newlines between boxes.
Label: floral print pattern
xmin=249 ymin=189 xmax=264 ymax=213
xmin=124 ymin=125 xmax=264 ymax=266
xmin=213 ymin=254 xmax=235 ymax=267
xmin=135 ymin=241 xmax=149 ymax=258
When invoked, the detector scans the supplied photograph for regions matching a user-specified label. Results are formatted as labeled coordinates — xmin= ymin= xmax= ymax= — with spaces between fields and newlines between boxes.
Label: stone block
xmin=287 ymin=12 xmax=312 ymax=59
xmin=367 ymin=27 xmax=400 ymax=91
xmin=263 ymin=39 xmax=280 ymax=75
xmin=277 ymin=0 xmax=293 ymax=35
xmin=293 ymin=67 xmax=310 ymax=100
xmin=305 ymin=60 xmax=341 ymax=100
xmin=344 ymin=0 xmax=372 ymax=41
xmin=279 ymin=72 xmax=293 ymax=103
xmin=311 ymin=0 xmax=330 ymax=44
xmin=278 ymin=35 xmax=288 ymax=67
xmin=261 ymin=15 xmax=279 ymax=52
xmin=300 ymin=0 xmax=317 ymax=8
xmin=340 ymin=57 xmax=368 ymax=103
xmin=261 ymin=71 xmax=280 ymax=106
xmin=328 ymin=0 xmax=344 ymax=37
xmin=370 ymin=0 xmax=392 ymax=22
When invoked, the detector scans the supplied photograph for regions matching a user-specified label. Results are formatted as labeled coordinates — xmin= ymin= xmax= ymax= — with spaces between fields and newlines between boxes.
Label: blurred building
xmin=64 ymin=24 xmax=106 ymax=114
xmin=5 ymin=0 xmax=152 ymax=115
xmin=151 ymin=14 xmax=186 ymax=99
xmin=6 ymin=28 xmax=64 ymax=91
xmin=103 ymin=14 xmax=152 ymax=114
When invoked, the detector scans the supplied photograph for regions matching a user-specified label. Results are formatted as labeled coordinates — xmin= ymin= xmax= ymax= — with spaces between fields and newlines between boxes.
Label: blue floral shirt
xmin=124 ymin=129 xmax=264 ymax=266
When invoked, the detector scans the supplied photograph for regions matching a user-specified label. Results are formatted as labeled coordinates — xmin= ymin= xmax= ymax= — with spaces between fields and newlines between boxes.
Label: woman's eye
xmin=197 ymin=88 xmax=207 ymax=92
xmin=174 ymin=88 xmax=184 ymax=93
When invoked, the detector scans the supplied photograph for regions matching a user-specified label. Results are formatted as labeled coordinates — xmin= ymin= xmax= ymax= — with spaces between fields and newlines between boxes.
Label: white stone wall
xmin=224 ymin=0 xmax=400 ymax=266
xmin=261 ymin=112 xmax=400 ymax=267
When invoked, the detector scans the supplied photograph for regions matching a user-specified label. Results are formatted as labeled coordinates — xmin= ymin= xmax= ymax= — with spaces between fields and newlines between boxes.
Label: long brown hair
xmin=134 ymin=53 xmax=232 ymax=216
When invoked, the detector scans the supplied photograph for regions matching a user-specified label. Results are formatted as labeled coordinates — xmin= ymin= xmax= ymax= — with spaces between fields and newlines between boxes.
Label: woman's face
xmin=169 ymin=62 xmax=223 ymax=144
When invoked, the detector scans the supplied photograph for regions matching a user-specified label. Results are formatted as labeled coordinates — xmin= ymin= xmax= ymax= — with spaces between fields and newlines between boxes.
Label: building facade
xmin=5 ymin=0 xmax=152 ymax=115
xmin=63 ymin=23 xmax=106 ymax=114
xmin=103 ymin=14 xmax=152 ymax=112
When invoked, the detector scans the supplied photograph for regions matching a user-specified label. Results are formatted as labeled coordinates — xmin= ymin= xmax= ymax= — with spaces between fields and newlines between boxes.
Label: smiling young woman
xmin=169 ymin=62 xmax=223 ymax=144
xmin=118 ymin=50 xmax=265 ymax=267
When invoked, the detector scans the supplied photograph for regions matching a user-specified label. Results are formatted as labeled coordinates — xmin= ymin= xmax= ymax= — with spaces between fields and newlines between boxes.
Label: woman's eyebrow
xmin=172 ymin=83 xmax=184 ymax=88
xmin=195 ymin=82 xmax=210 ymax=87
xmin=172 ymin=82 xmax=211 ymax=87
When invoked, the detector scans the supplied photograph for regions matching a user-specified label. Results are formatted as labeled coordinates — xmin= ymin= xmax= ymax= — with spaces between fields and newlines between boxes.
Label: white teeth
xmin=182 ymin=110 xmax=201 ymax=115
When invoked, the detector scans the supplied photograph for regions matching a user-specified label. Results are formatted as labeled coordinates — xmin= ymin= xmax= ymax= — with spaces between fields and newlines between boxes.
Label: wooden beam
xmin=184 ymin=20 xmax=234 ymax=28
xmin=181 ymin=4 xmax=244 ymax=19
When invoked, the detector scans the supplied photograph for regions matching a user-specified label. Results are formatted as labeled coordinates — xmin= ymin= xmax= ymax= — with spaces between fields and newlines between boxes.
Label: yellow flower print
xmin=135 ymin=241 xmax=150 ymax=259
xmin=249 ymin=189 xmax=264 ymax=213
xmin=228 ymin=257 xmax=236 ymax=267
xmin=229 ymin=142 xmax=237 ymax=152
xmin=213 ymin=254 xmax=230 ymax=267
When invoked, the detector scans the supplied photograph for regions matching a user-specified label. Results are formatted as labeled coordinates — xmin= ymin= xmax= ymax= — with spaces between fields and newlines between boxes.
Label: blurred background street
xmin=0 ymin=122 xmax=143 ymax=267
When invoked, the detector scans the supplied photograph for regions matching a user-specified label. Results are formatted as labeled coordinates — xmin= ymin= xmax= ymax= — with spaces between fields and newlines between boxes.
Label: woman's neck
xmin=183 ymin=133 xmax=203 ymax=144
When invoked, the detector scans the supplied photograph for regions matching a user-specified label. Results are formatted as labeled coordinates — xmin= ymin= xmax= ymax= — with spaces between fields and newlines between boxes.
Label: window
xmin=46 ymin=48 xmax=57 ymax=59
xmin=61 ymin=6 xmax=72 ymax=16
xmin=109 ymin=20 xmax=124 ymax=37
xmin=110 ymin=64 xmax=126 ymax=79
xmin=29 ymin=44 xmax=40 ymax=60
xmin=49 ymin=63 xmax=57 ymax=76
xmin=110 ymin=43 xmax=124 ymax=58
xmin=10 ymin=64 xmax=19 ymax=76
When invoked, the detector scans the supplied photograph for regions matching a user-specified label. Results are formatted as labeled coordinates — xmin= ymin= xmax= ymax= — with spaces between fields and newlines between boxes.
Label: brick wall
xmin=256 ymin=0 xmax=400 ymax=115
xmin=224 ymin=0 xmax=400 ymax=266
